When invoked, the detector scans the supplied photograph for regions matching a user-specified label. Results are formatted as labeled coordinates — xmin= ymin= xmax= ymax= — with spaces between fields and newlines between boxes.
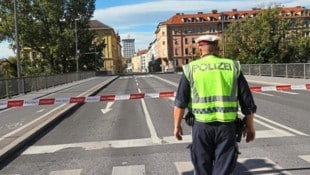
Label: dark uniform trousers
xmin=190 ymin=120 xmax=238 ymax=175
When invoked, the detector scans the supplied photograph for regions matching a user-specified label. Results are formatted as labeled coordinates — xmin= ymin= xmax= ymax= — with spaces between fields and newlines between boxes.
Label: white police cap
xmin=195 ymin=35 xmax=220 ymax=43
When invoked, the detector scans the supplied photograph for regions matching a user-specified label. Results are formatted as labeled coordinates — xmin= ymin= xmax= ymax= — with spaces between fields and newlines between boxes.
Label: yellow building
xmin=89 ymin=20 xmax=122 ymax=74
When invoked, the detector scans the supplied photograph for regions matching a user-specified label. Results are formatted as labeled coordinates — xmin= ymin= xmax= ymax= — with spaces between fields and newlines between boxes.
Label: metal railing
xmin=0 ymin=72 xmax=96 ymax=99
xmin=1 ymin=63 xmax=309 ymax=99
xmin=241 ymin=63 xmax=310 ymax=79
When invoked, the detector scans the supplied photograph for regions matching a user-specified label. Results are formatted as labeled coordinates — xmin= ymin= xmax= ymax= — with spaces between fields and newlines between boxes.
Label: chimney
xmin=232 ymin=9 xmax=237 ymax=12
xmin=197 ymin=12 xmax=203 ymax=14
xmin=212 ymin=10 xmax=218 ymax=14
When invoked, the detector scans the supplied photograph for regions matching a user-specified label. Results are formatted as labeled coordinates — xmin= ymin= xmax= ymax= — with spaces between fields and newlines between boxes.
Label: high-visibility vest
xmin=183 ymin=55 xmax=240 ymax=123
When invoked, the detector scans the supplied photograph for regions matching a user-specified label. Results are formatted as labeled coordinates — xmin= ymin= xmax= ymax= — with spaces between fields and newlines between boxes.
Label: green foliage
xmin=0 ymin=0 xmax=99 ymax=76
xmin=0 ymin=56 xmax=17 ymax=78
xmin=224 ymin=5 xmax=310 ymax=64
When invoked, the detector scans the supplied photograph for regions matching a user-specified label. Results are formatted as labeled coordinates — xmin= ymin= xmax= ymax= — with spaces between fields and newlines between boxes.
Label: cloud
xmin=93 ymin=0 xmax=310 ymax=51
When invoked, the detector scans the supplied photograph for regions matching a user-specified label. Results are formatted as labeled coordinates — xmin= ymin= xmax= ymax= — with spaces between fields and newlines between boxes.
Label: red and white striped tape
xmin=250 ymin=84 xmax=310 ymax=92
xmin=0 ymin=91 xmax=176 ymax=109
xmin=0 ymin=84 xmax=309 ymax=109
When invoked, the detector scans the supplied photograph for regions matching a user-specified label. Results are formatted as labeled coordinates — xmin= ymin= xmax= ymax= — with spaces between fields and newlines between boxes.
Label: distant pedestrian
xmin=173 ymin=34 xmax=257 ymax=174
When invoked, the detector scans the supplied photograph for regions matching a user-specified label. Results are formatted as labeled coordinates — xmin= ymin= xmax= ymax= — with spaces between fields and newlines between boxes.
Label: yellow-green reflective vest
xmin=183 ymin=55 xmax=240 ymax=123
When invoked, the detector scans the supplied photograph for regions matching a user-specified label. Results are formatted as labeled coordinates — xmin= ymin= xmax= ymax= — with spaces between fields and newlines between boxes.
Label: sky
xmin=1 ymin=0 xmax=309 ymax=59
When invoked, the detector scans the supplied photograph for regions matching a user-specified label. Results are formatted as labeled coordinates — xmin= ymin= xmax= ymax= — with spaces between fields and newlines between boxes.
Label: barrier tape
xmin=0 ymin=84 xmax=309 ymax=109
xmin=0 ymin=91 xmax=176 ymax=109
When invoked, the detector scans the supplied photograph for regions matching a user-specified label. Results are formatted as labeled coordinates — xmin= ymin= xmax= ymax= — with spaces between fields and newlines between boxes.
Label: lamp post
xmin=13 ymin=0 xmax=21 ymax=78
xmin=14 ymin=0 xmax=23 ymax=94
xmin=74 ymin=18 xmax=80 ymax=73
xmin=221 ymin=12 xmax=225 ymax=57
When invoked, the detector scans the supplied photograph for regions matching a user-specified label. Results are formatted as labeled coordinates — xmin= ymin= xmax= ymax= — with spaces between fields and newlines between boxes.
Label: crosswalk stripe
xmin=252 ymin=113 xmax=309 ymax=136
xmin=112 ymin=165 xmax=145 ymax=175
xmin=49 ymin=169 xmax=82 ymax=175
xmin=238 ymin=157 xmax=292 ymax=175
xmin=174 ymin=161 xmax=194 ymax=175
xmin=175 ymin=157 xmax=292 ymax=175
xmin=21 ymin=128 xmax=296 ymax=155
xmin=299 ymin=155 xmax=310 ymax=163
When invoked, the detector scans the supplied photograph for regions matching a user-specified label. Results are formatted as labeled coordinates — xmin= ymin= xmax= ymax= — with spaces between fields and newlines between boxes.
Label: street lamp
xmin=221 ymin=12 xmax=225 ymax=57
xmin=13 ymin=0 xmax=23 ymax=94
xmin=13 ymin=0 xmax=21 ymax=78
xmin=74 ymin=18 xmax=80 ymax=73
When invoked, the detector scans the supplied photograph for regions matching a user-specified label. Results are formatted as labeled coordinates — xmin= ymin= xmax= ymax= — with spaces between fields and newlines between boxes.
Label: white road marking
xmin=238 ymin=157 xmax=292 ymax=175
xmin=112 ymin=165 xmax=145 ymax=175
xmin=278 ymin=91 xmax=299 ymax=95
xmin=0 ymin=78 xmax=112 ymax=142
xmin=20 ymin=127 xmax=296 ymax=155
xmin=247 ymin=79 xmax=286 ymax=86
xmin=174 ymin=161 xmax=194 ymax=174
xmin=253 ymin=113 xmax=309 ymax=136
xmin=153 ymin=75 xmax=178 ymax=86
xmin=0 ymin=103 xmax=68 ymax=141
xmin=298 ymin=155 xmax=310 ymax=163
xmin=175 ymin=157 xmax=292 ymax=175
xmin=21 ymin=138 xmax=155 ymax=154
xmin=36 ymin=108 xmax=45 ymax=113
xmin=21 ymin=109 xmax=308 ymax=155
xmin=100 ymin=102 xmax=114 ymax=114
xmin=138 ymin=87 xmax=162 ymax=144
xmin=49 ymin=169 xmax=82 ymax=175
xmin=253 ymin=92 xmax=274 ymax=96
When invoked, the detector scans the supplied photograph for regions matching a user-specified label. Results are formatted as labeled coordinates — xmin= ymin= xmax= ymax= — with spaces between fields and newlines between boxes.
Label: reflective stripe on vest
xmin=183 ymin=55 xmax=240 ymax=123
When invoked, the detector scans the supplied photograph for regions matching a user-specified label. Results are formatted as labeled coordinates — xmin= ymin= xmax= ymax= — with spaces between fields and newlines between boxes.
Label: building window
xmin=162 ymin=41 xmax=165 ymax=45
xmin=185 ymin=48 xmax=189 ymax=55
xmin=184 ymin=38 xmax=188 ymax=44
xmin=175 ymin=48 xmax=179 ymax=55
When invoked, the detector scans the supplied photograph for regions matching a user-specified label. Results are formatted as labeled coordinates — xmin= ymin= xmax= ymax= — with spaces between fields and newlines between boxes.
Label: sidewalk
xmin=1 ymin=77 xmax=96 ymax=103
xmin=245 ymin=75 xmax=310 ymax=85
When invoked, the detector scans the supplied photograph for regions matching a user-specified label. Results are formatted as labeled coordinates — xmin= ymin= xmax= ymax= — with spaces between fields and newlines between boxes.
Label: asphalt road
xmin=0 ymin=74 xmax=309 ymax=175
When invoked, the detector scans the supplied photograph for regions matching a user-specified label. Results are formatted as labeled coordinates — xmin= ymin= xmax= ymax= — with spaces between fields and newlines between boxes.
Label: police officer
xmin=173 ymin=35 xmax=257 ymax=175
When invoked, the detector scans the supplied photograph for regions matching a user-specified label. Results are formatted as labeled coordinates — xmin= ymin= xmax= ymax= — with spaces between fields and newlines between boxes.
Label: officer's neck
xmin=201 ymin=53 xmax=218 ymax=58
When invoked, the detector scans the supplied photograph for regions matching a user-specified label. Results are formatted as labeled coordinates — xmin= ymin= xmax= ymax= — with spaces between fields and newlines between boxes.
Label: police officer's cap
xmin=195 ymin=35 xmax=220 ymax=46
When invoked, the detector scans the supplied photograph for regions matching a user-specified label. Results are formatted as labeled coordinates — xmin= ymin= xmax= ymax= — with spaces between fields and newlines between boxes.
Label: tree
xmin=280 ymin=18 xmax=310 ymax=63
xmin=224 ymin=5 xmax=300 ymax=64
xmin=80 ymin=37 xmax=106 ymax=71
xmin=0 ymin=0 xmax=96 ymax=75
xmin=0 ymin=57 xmax=17 ymax=78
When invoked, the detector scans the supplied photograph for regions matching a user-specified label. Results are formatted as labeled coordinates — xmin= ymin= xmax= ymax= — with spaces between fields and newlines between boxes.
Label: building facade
xmin=122 ymin=38 xmax=135 ymax=59
xmin=89 ymin=20 xmax=122 ymax=74
xmin=131 ymin=49 xmax=148 ymax=73
xmin=155 ymin=6 xmax=310 ymax=71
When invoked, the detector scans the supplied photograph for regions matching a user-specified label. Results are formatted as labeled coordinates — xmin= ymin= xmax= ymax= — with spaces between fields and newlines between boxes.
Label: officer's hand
xmin=243 ymin=126 xmax=255 ymax=143
xmin=174 ymin=126 xmax=183 ymax=141
xmin=243 ymin=114 xmax=255 ymax=143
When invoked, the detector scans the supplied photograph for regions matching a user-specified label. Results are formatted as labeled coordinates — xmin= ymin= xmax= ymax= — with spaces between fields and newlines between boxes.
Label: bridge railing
xmin=0 ymin=72 xmax=95 ymax=99
xmin=241 ymin=63 xmax=310 ymax=79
